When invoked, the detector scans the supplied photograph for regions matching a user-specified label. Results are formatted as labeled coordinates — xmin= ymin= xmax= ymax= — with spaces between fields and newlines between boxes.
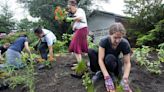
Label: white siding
xmin=88 ymin=14 xmax=115 ymax=43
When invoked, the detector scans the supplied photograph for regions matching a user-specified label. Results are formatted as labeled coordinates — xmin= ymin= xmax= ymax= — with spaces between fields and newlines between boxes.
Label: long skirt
xmin=69 ymin=27 xmax=88 ymax=54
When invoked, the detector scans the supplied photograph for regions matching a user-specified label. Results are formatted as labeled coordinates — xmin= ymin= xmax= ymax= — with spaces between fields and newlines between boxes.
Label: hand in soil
xmin=120 ymin=78 xmax=132 ymax=92
xmin=105 ymin=76 xmax=115 ymax=92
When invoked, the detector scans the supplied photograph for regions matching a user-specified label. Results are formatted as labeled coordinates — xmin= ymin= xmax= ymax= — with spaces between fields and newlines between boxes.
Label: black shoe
xmin=92 ymin=71 xmax=103 ymax=84
xmin=70 ymin=73 xmax=83 ymax=79
xmin=64 ymin=63 xmax=74 ymax=67
xmin=38 ymin=64 xmax=46 ymax=70
xmin=38 ymin=63 xmax=52 ymax=70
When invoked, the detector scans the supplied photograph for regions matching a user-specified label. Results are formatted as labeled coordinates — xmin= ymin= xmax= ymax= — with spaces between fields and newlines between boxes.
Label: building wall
xmin=88 ymin=14 xmax=115 ymax=43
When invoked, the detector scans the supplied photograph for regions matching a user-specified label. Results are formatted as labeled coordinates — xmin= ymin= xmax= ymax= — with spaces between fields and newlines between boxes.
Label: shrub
xmin=137 ymin=19 xmax=164 ymax=47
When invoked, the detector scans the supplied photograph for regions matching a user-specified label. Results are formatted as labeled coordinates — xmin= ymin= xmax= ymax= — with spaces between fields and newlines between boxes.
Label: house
xmin=87 ymin=10 xmax=128 ymax=43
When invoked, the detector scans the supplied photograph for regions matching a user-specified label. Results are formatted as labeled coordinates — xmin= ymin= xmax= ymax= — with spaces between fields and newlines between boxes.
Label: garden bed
xmin=1 ymin=54 xmax=164 ymax=92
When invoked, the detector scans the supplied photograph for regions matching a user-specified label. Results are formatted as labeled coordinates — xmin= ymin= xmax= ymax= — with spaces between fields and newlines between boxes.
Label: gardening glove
xmin=66 ymin=17 xmax=74 ymax=22
xmin=120 ymin=78 xmax=132 ymax=92
xmin=104 ymin=76 xmax=115 ymax=92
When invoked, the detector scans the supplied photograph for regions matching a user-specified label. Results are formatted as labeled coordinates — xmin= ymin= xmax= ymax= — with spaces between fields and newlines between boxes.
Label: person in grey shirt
xmin=34 ymin=28 xmax=56 ymax=62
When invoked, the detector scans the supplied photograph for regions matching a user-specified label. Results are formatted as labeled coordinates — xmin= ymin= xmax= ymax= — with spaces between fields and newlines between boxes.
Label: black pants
xmin=39 ymin=42 xmax=49 ymax=60
xmin=88 ymin=49 xmax=122 ymax=78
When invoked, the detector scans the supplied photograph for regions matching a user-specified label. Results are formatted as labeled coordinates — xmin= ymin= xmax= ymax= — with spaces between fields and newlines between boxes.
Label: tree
xmin=0 ymin=0 xmax=15 ymax=33
xmin=16 ymin=0 xmax=93 ymax=39
xmin=17 ymin=18 xmax=33 ymax=31
xmin=124 ymin=0 xmax=164 ymax=47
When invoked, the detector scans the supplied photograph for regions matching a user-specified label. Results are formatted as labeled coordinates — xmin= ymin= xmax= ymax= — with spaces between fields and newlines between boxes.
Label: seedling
xmin=75 ymin=60 xmax=87 ymax=75
xmin=82 ymin=73 xmax=95 ymax=92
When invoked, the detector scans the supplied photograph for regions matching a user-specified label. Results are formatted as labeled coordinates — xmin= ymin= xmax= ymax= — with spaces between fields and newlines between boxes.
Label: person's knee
xmin=38 ymin=45 xmax=42 ymax=51
xmin=104 ymin=54 xmax=117 ymax=71
xmin=105 ymin=54 xmax=117 ymax=63
xmin=88 ymin=49 xmax=95 ymax=55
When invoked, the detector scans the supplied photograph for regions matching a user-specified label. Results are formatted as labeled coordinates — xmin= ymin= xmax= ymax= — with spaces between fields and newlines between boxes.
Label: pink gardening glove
xmin=120 ymin=78 xmax=132 ymax=92
xmin=104 ymin=76 xmax=115 ymax=91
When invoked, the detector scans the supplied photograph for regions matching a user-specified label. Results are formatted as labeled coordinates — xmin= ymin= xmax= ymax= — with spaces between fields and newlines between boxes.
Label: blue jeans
xmin=6 ymin=49 xmax=24 ymax=68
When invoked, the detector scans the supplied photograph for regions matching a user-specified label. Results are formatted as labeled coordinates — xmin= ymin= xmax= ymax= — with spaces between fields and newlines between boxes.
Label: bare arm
xmin=24 ymin=42 xmax=31 ymax=56
xmin=98 ymin=46 xmax=109 ymax=77
xmin=123 ymin=53 xmax=131 ymax=78
xmin=48 ymin=45 xmax=54 ymax=59
xmin=72 ymin=16 xmax=82 ymax=22
xmin=99 ymin=46 xmax=116 ymax=92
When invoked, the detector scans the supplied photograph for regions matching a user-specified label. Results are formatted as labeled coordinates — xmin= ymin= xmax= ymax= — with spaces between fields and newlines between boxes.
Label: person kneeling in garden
xmin=34 ymin=27 xmax=56 ymax=69
xmin=0 ymin=43 xmax=10 ymax=61
xmin=88 ymin=22 xmax=132 ymax=92
xmin=0 ymin=35 xmax=31 ymax=69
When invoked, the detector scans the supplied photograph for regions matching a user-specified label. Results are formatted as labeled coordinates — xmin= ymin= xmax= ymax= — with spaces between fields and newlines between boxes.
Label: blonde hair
xmin=109 ymin=22 xmax=126 ymax=36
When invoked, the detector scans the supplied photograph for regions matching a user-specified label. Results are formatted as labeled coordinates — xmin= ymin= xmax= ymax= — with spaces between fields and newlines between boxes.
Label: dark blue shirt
xmin=9 ymin=36 xmax=28 ymax=52
xmin=99 ymin=36 xmax=131 ymax=58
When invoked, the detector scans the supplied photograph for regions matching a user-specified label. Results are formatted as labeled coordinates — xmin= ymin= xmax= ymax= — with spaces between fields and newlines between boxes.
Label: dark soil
xmin=1 ymin=54 xmax=164 ymax=92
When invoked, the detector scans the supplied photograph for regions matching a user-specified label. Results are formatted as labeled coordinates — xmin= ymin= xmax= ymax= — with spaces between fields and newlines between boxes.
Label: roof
xmin=88 ymin=10 xmax=128 ymax=19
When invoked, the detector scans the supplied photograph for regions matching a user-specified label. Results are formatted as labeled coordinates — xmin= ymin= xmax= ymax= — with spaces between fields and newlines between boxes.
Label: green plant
xmin=88 ymin=36 xmax=98 ymax=50
xmin=62 ymin=33 xmax=72 ymax=44
xmin=53 ymin=40 xmax=68 ymax=53
xmin=82 ymin=73 xmax=95 ymax=92
xmin=135 ymin=87 xmax=142 ymax=92
xmin=115 ymin=84 xmax=124 ymax=92
xmin=158 ymin=43 xmax=164 ymax=62
xmin=75 ymin=60 xmax=87 ymax=75
xmin=42 ymin=60 xmax=52 ymax=69
xmin=133 ymin=46 xmax=162 ymax=74
xmin=133 ymin=46 xmax=151 ymax=66
xmin=136 ymin=19 xmax=164 ymax=47
xmin=4 ymin=53 xmax=36 ymax=92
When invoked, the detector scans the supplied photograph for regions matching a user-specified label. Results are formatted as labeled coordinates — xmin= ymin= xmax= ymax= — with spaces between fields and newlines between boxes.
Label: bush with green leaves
xmin=62 ymin=33 xmax=72 ymax=46
xmin=53 ymin=33 xmax=73 ymax=53
xmin=137 ymin=19 xmax=164 ymax=47
xmin=88 ymin=36 xmax=98 ymax=50
xmin=157 ymin=43 xmax=164 ymax=62
xmin=53 ymin=40 xmax=68 ymax=53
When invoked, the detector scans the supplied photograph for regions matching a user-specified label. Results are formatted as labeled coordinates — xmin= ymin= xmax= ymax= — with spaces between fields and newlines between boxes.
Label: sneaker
xmin=92 ymin=71 xmax=103 ymax=84
xmin=38 ymin=64 xmax=46 ymax=70
xmin=38 ymin=64 xmax=52 ymax=70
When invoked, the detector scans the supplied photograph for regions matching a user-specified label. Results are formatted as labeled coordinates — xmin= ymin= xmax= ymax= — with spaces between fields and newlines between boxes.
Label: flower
xmin=54 ymin=6 xmax=66 ymax=21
